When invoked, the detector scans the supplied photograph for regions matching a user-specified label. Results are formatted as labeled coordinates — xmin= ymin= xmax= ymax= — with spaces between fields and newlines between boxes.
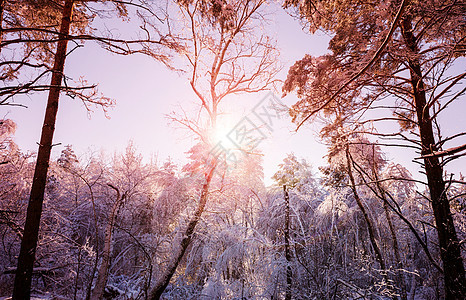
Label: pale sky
xmin=3 ymin=6 xmax=465 ymax=186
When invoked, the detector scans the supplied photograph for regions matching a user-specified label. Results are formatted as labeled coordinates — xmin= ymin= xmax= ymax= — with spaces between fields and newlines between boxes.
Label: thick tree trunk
xmin=283 ymin=185 xmax=292 ymax=300
xmin=401 ymin=17 xmax=465 ymax=299
xmin=149 ymin=166 xmax=215 ymax=300
xmin=12 ymin=0 xmax=74 ymax=298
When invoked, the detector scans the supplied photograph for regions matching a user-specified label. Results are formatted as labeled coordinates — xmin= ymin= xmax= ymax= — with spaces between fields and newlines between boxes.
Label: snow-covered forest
xmin=1 ymin=0 xmax=465 ymax=299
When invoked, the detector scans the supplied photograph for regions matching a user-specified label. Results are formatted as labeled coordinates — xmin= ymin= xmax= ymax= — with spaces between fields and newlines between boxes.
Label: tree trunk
xmin=372 ymin=160 xmax=407 ymax=300
xmin=0 ymin=0 xmax=4 ymax=49
xmin=383 ymin=196 xmax=407 ymax=300
xmin=345 ymin=146 xmax=386 ymax=271
xmin=90 ymin=186 xmax=125 ymax=300
xmin=400 ymin=17 xmax=466 ymax=299
xmin=346 ymin=148 xmax=399 ymax=298
xmin=149 ymin=166 xmax=215 ymax=300
xmin=12 ymin=0 xmax=74 ymax=298
xmin=283 ymin=185 xmax=292 ymax=300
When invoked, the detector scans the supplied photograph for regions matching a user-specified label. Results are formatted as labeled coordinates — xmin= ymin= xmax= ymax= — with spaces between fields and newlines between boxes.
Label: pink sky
xmin=4 ymin=7 xmax=465 ymax=185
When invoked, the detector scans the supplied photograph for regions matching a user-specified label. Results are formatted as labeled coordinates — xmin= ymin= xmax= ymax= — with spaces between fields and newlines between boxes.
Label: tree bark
xmin=149 ymin=166 xmax=215 ymax=300
xmin=12 ymin=0 xmax=74 ymax=298
xmin=400 ymin=17 xmax=466 ymax=299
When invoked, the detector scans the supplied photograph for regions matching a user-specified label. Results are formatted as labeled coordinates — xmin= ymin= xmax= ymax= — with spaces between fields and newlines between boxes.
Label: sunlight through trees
xmin=0 ymin=0 xmax=465 ymax=299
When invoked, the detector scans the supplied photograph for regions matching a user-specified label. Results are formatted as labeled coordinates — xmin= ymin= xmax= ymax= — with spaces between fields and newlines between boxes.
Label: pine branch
xmin=295 ymin=0 xmax=408 ymax=131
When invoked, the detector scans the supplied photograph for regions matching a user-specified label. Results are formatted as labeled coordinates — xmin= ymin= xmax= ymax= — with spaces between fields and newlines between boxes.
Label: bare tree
xmin=149 ymin=0 xmax=279 ymax=298
xmin=90 ymin=184 xmax=126 ymax=300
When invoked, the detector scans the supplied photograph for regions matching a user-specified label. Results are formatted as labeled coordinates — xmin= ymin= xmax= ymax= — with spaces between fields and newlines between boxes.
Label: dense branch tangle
xmin=176 ymin=0 xmax=279 ymax=128
xmin=2 ymin=0 xmax=180 ymax=298
xmin=283 ymin=0 xmax=466 ymax=298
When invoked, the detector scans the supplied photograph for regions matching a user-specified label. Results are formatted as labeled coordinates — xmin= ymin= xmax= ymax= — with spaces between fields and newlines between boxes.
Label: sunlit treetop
xmin=273 ymin=153 xmax=315 ymax=192
xmin=283 ymin=0 xmax=465 ymax=129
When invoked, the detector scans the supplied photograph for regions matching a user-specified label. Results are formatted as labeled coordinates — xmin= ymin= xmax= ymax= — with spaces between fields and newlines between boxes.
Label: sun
xmin=209 ymin=116 xmax=238 ymax=151
xmin=211 ymin=124 xmax=234 ymax=149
